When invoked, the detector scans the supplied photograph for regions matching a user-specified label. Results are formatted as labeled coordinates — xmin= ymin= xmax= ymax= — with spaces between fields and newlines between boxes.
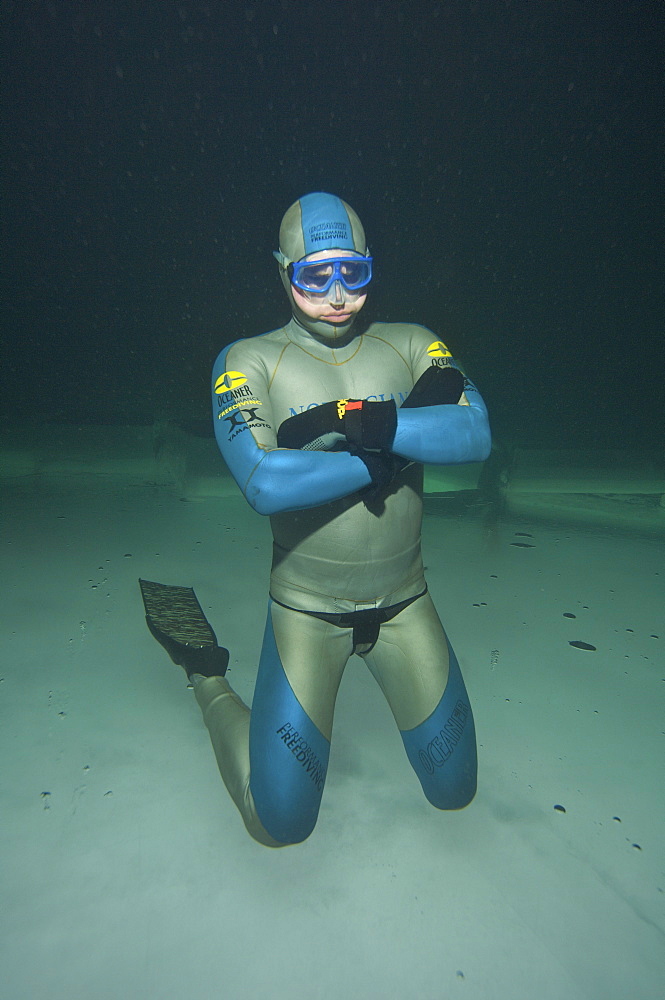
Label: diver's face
xmin=290 ymin=250 xmax=368 ymax=325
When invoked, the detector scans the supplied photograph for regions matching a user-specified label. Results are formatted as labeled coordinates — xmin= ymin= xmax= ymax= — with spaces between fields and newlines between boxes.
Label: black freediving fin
xmin=139 ymin=578 xmax=229 ymax=677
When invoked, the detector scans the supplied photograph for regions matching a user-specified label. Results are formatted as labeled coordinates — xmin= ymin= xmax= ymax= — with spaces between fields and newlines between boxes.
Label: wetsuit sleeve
xmin=392 ymin=332 xmax=491 ymax=465
xmin=212 ymin=341 xmax=373 ymax=516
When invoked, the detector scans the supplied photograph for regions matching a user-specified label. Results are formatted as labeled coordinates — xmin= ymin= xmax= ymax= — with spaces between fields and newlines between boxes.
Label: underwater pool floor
xmin=2 ymin=480 xmax=663 ymax=1000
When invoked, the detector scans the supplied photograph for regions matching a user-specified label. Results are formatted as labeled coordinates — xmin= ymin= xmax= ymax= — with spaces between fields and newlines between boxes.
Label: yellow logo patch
xmin=214 ymin=370 xmax=247 ymax=393
xmin=426 ymin=341 xmax=452 ymax=359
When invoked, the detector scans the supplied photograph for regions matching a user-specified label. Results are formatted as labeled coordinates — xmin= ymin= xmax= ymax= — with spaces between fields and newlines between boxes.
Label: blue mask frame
xmin=286 ymin=255 xmax=373 ymax=294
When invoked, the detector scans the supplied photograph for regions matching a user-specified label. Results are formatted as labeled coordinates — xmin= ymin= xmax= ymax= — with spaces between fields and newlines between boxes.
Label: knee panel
xmin=400 ymin=638 xmax=477 ymax=810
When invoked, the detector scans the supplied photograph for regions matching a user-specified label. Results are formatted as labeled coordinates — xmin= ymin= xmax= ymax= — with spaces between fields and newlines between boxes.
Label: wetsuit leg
xmin=361 ymin=592 xmax=477 ymax=809
xmin=195 ymin=600 xmax=351 ymax=846
xmin=194 ymin=674 xmax=281 ymax=847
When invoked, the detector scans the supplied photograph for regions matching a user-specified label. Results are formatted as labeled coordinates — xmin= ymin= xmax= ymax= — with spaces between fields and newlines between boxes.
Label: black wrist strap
xmin=344 ymin=399 xmax=397 ymax=451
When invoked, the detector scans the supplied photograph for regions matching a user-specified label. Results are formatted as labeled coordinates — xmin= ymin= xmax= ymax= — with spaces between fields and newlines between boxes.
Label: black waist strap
xmin=271 ymin=588 xmax=427 ymax=653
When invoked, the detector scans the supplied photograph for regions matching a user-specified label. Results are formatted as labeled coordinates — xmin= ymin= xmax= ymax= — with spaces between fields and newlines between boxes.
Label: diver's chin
xmin=291 ymin=309 xmax=358 ymax=345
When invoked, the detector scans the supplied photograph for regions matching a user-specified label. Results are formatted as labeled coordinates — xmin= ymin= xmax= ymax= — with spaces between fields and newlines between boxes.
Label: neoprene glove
xmin=277 ymin=398 xmax=398 ymax=453
xmin=275 ymin=365 xmax=465 ymax=512
xmin=400 ymin=365 xmax=464 ymax=409
xmin=276 ymin=365 xmax=464 ymax=453
xmin=364 ymin=365 xmax=466 ymax=498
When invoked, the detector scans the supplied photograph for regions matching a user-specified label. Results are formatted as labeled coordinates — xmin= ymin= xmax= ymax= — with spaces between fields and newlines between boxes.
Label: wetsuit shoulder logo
xmin=426 ymin=341 xmax=452 ymax=359
xmin=215 ymin=370 xmax=248 ymax=393
xmin=222 ymin=406 xmax=271 ymax=441
xmin=215 ymin=371 xmax=262 ymax=421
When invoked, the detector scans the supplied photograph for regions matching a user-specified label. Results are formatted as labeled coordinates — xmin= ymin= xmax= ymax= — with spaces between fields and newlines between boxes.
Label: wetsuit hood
xmin=275 ymin=192 xmax=368 ymax=343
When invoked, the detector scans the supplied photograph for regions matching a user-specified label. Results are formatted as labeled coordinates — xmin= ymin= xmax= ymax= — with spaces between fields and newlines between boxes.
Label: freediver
xmin=141 ymin=192 xmax=491 ymax=846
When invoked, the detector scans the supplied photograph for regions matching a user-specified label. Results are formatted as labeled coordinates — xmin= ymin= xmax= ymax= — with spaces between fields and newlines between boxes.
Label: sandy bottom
xmin=2 ymin=479 xmax=663 ymax=1000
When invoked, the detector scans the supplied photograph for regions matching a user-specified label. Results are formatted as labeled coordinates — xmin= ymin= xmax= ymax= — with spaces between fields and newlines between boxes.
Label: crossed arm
xmin=213 ymin=353 xmax=491 ymax=516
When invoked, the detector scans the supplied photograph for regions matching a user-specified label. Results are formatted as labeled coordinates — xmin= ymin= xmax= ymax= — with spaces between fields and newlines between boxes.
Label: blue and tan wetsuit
xmin=195 ymin=316 xmax=491 ymax=846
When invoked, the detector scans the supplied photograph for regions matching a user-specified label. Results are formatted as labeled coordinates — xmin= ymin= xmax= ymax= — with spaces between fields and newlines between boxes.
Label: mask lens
xmin=290 ymin=257 xmax=373 ymax=293
xmin=297 ymin=262 xmax=335 ymax=291
xmin=339 ymin=259 xmax=371 ymax=289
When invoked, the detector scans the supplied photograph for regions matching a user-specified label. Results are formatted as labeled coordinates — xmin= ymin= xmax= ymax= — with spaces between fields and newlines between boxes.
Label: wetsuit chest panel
xmin=268 ymin=335 xmax=412 ymax=431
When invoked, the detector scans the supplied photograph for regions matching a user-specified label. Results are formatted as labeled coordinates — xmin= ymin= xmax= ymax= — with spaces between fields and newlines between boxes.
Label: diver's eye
xmin=309 ymin=266 xmax=333 ymax=286
xmin=340 ymin=262 xmax=362 ymax=280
